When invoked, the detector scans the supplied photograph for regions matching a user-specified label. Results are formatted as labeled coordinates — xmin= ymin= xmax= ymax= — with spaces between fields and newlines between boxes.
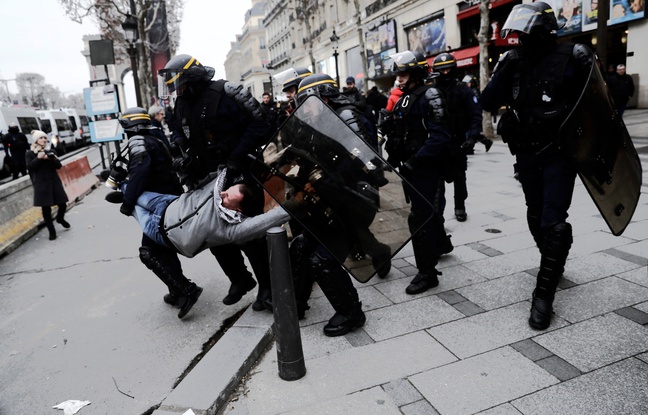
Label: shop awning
xmin=457 ymin=0 xmax=518 ymax=20
xmin=453 ymin=45 xmax=480 ymax=67
xmin=427 ymin=46 xmax=481 ymax=68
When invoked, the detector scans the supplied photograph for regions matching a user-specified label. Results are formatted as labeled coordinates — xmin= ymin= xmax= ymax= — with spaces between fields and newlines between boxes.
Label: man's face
xmin=154 ymin=111 xmax=165 ymax=122
xmin=220 ymin=184 xmax=244 ymax=212
xmin=396 ymin=72 xmax=410 ymax=89
xmin=591 ymin=0 xmax=598 ymax=10
xmin=617 ymin=65 xmax=626 ymax=76
xmin=346 ymin=82 xmax=355 ymax=89
xmin=262 ymin=94 xmax=271 ymax=104
xmin=284 ymin=86 xmax=297 ymax=101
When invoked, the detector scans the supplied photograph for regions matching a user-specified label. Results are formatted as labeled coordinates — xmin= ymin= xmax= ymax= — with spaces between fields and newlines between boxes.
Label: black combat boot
xmin=529 ymin=223 xmax=572 ymax=330
xmin=405 ymin=213 xmax=441 ymax=295
xmin=139 ymin=247 xmax=203 ymax=319
xmin=242 ymin=238 xmax=273 ymax=311
xmin=222 ymin=275 xmax=257 ymax=305
xmin=312 ymin=253 xmax=366 ymax=337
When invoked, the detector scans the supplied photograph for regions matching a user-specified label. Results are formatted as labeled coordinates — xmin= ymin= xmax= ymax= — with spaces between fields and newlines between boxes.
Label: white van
xmin=36 ymin=110 xmax=75 ymax=154
xmin=61 ymin=108 xmax=90 ymax=147
xmin=0 ymin=106 xmax=42 ymax=142
xmin=0 ymin=106 xmax=42 ymax=179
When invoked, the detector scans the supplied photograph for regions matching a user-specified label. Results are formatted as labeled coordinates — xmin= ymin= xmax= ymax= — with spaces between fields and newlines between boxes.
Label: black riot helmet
xmin=432 ymin=53 xmax=457 ymax=73
xmin=390 ymin=50 xmax=429 ymax=89
xmin=500 ymin=2 xmax=564 ymax=39
xmin=282 ymin=67 xmax=313 ymax=93
xmin=119 ymin=107 xmax=152 ymax=133
xmin=158 ymin=54 xmax=215 ymax=98
xmin=296 ymin=73 xmax=340 ymax=105
xmin=432 ymin=52 xmax=457 ymax=83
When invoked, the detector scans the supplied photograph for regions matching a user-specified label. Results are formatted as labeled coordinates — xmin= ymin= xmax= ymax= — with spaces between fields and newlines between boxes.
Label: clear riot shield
xmin=251 ymin=95 xmax=436 ymax=282
xmin=560 ymin=58 xmax=642 ymax=236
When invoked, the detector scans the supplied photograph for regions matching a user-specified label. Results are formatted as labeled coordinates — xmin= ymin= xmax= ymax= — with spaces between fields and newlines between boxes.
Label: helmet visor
xmin=158 ymin=68 xmax=183 ymax=99
xmin=272 ymin=68 xmax=300 ymax=93
xmin=501 ymin=4 xmax=545 ymax=38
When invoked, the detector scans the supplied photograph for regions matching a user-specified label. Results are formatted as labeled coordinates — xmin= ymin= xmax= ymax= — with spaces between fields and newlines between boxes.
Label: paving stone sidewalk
xmin=157 ymin=110 xmax=648 ymax=415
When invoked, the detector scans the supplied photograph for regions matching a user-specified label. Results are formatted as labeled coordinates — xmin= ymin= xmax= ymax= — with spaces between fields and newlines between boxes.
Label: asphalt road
xmin=0 ymin=143 xmax=262 ymax=414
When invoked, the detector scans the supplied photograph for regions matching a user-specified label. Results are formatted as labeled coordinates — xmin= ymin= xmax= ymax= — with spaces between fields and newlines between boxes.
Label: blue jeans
xmin=122 ymin=183 xmax=178 ymax=247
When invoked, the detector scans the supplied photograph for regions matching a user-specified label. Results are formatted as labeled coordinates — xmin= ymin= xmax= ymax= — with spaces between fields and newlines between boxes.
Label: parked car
xmin=62 ymin=108 xmax=90 ymax=147
xmin=36 ymin=110 xmax=75 ymax=154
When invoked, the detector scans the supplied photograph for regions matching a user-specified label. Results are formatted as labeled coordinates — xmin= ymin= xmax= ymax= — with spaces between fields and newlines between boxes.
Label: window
xmin=68 ymin=116 xmax=78 ymax=130
xmin=17 ymin=117 xmax=40 ymax=134
xmin=55 ymin=119 xmax=71 ymax=131
xmin=39 ymin=119 xmax=52 ymax=134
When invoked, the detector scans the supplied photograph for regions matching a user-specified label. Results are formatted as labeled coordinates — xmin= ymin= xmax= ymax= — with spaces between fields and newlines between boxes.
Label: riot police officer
xmin=431 ymin=53 xmax=484 ymax=222
xmin=111 ymin=107 xmax=203 ymax=319
xmin=3 ymin=123 xmax=29 ymax=180
xmin=383 ymin=50 xmax=453 ymax=295
xmin=275 ymin=67 xmax=312 ymax=127
xmin=480 ymin=2 xmax=594 ymax=330
xmin=158 ymin=54 xmax=273 ymax=311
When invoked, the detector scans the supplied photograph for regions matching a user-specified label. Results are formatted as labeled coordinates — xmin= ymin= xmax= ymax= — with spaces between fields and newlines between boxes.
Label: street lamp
xmin=121 ymin=13 xmax=142 ymax=107
xmin=266 ymin=63 xmax=275 ymax=97
xmin=330 ymin=30 xmax=340 ymax=87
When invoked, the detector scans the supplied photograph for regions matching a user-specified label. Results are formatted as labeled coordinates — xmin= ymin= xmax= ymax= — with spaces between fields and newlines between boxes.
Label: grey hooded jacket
xmin=162 ymin=169 xmax=291 ymax=258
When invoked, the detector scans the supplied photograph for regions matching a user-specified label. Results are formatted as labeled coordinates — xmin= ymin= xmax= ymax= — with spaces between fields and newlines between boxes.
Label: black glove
xmin=119 ymin=203 xmax=133 ymax=217
xmin=398 ymin=159 xmax=415 ymax=179
xmin=172 ymin=154 xmax=193 ymax=173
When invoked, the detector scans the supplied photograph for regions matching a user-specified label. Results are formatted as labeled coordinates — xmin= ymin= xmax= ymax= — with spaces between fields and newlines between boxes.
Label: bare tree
xmin=58 ymin=0 xmax=184 ymax=106
xmin=478 ymin=0 xmax=494 ymax=138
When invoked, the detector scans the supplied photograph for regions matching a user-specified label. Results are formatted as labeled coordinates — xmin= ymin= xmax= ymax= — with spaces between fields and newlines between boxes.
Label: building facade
xmin=232 ymin=0 xmax=647 ymax=107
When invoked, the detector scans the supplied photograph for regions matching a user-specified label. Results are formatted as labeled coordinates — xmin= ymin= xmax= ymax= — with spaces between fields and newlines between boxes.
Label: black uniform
xmin=387 ymin=83 xmax=452 ymax=294
xmin=434 ymin=76 xmax=483 ymax=220
xmin=171 ymin=79 xmax=274 ymax=310
xmin=480 ymin=1 xmax=593 ymax=330
xmin=120 ymin=126 xmax=202 ymax=319
xmin=3 ymin=126 xmax=29 ymax=179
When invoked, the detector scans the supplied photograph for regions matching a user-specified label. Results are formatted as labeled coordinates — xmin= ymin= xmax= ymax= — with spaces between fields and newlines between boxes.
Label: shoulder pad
xmin=424 ymin=87 xmax=447 ymax=123
xmin=223 ymin=81 xmax=266 ymax=120
xmin=337 ymin=107 xmax=363 ymax=135
xmin=493 ymin=49 xmax=518 ymax=74
xmin=572 ymin=43 xmax=594 ymax=68
xmin=128 ymin=135 xmax=147 ymax=160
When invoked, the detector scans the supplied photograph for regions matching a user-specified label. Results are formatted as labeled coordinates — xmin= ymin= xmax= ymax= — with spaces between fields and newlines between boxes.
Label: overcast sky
xmin=0 ymin=0 xmax=250 ymax=98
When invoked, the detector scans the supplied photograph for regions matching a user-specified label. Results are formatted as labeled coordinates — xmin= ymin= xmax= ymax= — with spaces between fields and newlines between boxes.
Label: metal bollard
xmin=267 ymin=227 xmax=306 ymax=381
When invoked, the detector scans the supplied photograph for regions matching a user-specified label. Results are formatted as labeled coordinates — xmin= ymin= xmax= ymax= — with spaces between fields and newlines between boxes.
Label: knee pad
xmin=139 ymin=246 xmax=156 ymax=269
xmin=544 ymin=222 xmax=573 ymax=254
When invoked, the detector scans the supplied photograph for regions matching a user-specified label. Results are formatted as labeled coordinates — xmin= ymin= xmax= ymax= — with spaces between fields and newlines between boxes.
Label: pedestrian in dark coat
xmin=606 ymin=64 xmax=635 ymax=117
xmin=26 ymin=130 xmax=69 ymax=240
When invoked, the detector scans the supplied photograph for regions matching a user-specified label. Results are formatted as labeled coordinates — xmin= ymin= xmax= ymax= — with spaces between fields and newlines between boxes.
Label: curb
xmin=152 ymin=307 xmax=275 ymax=415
